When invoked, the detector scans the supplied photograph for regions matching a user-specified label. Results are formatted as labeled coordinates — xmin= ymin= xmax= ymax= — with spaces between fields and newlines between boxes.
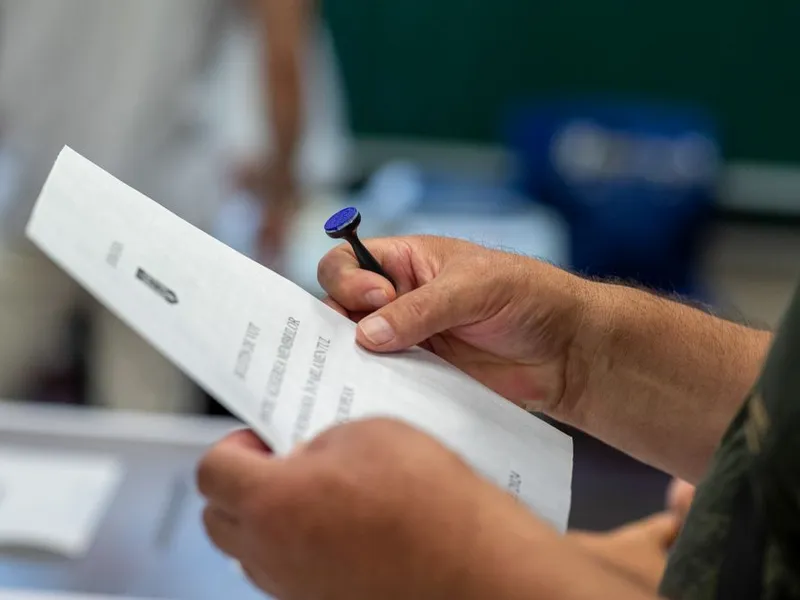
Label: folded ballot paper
xmin=26 ymin=148 xmax=573 ymax=530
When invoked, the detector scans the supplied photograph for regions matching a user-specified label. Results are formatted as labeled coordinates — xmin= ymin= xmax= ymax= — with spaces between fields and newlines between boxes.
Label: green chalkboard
xmin=324 ymin=0 xmax=800 ymax=162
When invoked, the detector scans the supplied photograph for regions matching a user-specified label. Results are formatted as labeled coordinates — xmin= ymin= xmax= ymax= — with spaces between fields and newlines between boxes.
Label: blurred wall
xmin=703 ymin=224 xmax=800 ymax=327
xmin=324 ymin=0 xmax=800 ymax=163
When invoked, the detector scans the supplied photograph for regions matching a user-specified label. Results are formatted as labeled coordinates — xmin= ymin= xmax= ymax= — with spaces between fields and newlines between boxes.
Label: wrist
xmin=548 ymin=277 xmax=616 ymax=425
xmin=454 ymin=487 xmax=655 ymax=600
xmin=552 ymin=278 xmax=772 ymax=479
xmin=452 ymin=490 xmax=562 ymax=600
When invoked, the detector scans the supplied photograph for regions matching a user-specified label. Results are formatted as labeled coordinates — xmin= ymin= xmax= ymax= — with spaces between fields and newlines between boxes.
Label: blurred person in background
xmin=0 ymin=0 xmax=350 ymax=412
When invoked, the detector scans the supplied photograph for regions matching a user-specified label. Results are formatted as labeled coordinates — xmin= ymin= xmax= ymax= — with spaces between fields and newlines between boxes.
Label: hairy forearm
xmin=559 ymin=280 xmax=771 ymax=482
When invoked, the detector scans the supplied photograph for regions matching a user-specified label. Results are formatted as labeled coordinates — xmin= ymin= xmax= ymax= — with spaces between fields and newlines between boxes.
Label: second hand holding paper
xmin=25 ymin=148 xmax=573 ymax=531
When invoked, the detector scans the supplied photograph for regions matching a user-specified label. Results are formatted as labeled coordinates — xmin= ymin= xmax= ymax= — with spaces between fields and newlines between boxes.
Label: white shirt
xmin=0 ymin=0 xmax=351 ymax=246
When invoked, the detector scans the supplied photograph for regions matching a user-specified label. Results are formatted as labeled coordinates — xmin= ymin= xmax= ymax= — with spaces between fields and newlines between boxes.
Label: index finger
xmin=317 ymin=240 xmax=406 ymax=312
xmin=196 ymin=430 xmax=279 ymax=513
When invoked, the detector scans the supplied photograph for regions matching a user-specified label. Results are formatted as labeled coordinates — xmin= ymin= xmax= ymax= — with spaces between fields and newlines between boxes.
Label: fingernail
xmin=359 ymin=316 xmax=395 ymax=345
xmin=365 ymin=288 xmax=389 ymax=308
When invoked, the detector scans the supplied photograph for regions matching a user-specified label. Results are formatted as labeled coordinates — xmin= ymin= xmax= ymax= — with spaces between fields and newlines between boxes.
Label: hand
xmin=568 ymin=513 xmax=680 ymax=593
xmin=317 ymin=236 xmax=594 ymax=415
xmin=199 ymin=418 xmax=663 ymax=600
xmin=566 ymin=478 xmax=696 ymax=594
xmin=666 ymin=478 xmax=696 ymax=522
xmin=234 ymin=157 xmax=299 ymax=268
xmin=317 ymin=234 xmax=771 ymax=482
xmin=197 ymin=418 xmax=531 ymax=600
xmin=566 ymin=479 xmax=696 ymax=593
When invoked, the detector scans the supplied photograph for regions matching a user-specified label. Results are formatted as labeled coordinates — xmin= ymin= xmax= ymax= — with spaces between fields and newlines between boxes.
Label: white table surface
xmin=0 ymin=400 xmax=238 ymax=447
xmin=0 ymin=401 xmax=264 ymax=600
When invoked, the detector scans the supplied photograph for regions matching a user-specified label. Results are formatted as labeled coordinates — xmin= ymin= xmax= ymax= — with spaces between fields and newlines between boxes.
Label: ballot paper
xmin=26 ymin=148 xmax=573 ymax=530
xmin=0 ymin=447 xmax=122 ymax=557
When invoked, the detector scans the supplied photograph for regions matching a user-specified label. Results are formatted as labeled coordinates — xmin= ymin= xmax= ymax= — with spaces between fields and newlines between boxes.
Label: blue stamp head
xmin=324 ymin=206 xmax=361 ymax=239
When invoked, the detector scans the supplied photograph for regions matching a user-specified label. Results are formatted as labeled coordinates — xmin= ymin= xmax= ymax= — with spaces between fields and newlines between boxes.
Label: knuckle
xmin=304 ymin=422 xmax=347 ymax=452
xmin=195 ymin=452 xmax=218 ymax=498
xmin=345 ymin=417 xmax=414 ymax=450
xmin=362 ymin=416 xmax=410 ymax=436
xmin=201 ymin=506 xmax=227 ymax=546
xmin=346 ymin=415 xmax=392 ymax=435
xmin=316 ymin=243 xmax=349 ymax=286
xmin=403 ymin=293 xmax=431 ymax=323
xmin=201 ymin=505 xmax=215 ymax=535
xmin=304 ymin=420 xmax=393 ymax=464
xmin=316 ymin=255 xmax=334 ymax=289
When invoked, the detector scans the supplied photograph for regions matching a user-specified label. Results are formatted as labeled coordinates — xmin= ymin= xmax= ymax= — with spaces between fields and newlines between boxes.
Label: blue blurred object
xmin=354 ymin=160 xmax=569 ymax=265
xmin=504 ymin=98 xmax=721 ymax=297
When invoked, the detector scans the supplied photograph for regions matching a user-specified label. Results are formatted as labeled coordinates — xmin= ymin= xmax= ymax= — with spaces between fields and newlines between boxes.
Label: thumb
xmin=617 ymin=512 xmax=681 ymax=549
xmin=666 ymin=478 xmax=696 ymax=524
xmin=355 ymin=273 xmax=476 ymax=352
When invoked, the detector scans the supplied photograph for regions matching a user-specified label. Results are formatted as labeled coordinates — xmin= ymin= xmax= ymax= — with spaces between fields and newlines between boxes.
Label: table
xmin=0 ymin=401 xmax=263 ymax=600
xmin=0 ymin=399 xmax=672 ymax=599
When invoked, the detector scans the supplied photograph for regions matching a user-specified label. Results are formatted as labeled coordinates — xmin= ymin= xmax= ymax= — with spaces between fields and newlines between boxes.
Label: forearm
xmin=253 ymin=0 xmax=310 ymax=185
xmin=559 ymin=280 xmax=771 ymax=482
xmin=462 ymin=502 xmax=658 ymax=600
xmin=263 ymin=45 xmax=302 ymax=171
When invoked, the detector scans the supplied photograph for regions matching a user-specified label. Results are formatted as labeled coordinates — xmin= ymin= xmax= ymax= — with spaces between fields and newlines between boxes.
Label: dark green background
xmin=324 ymin=0 xmax=800 ymax=162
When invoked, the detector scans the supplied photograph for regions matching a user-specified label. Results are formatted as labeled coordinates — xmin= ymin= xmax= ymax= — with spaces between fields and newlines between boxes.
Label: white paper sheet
xmin=0 ymin=447 xmax=122 ymax=557
xmin=26 ymin=147 xmax=573 ymax=530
